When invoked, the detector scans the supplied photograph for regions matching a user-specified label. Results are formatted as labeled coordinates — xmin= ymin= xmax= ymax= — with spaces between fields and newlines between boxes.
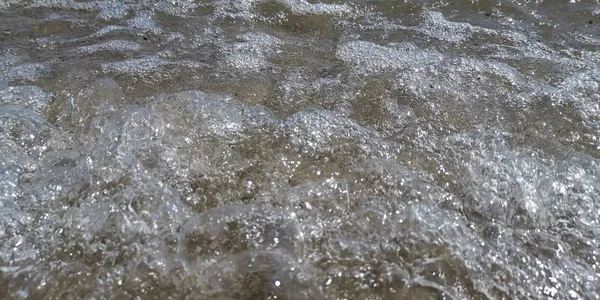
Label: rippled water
xmin=0 ymin=0 xmax=599 ymax=299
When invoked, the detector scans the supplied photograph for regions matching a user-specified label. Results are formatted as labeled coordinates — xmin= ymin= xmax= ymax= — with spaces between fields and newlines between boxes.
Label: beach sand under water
xmin=0 ymin=0 xmax=599 ymax=299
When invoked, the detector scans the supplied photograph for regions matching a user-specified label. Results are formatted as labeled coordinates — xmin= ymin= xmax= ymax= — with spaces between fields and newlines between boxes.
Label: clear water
xmin=0 ymin=0 xmax=599 ymax=299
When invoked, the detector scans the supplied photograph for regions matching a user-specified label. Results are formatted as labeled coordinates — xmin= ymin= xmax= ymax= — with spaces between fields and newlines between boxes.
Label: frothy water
xmin=0 ymin=0 xmax=599 ymax=299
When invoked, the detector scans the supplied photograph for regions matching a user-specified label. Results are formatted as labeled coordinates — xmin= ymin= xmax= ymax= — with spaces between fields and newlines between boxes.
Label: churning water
xmin=0 ymin=0 xmax=599 ymax=299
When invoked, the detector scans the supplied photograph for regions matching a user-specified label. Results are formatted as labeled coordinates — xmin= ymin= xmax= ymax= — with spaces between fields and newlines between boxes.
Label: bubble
xmin=0 ymin=105 xmax=67 ymax=161
xmin=70 ymin=40 xmax=142 ymax=56
xmin=64 ymin=78 xmax=125 ymax=136
xmin=101 ymin=56 xmax=171 ymax=76
xmin=224 ymin=32 xmax=282 ymax=71
xmin=416 ymin=10 xmax=492 ymax=44
xmin=188 ymin=251 xmax=320 ymax=300
xmin=282 ymin=107 xmax=397 ymax=158
xmin=336 ymin=40 xmax=443 ymax=74
xmin=0 ymin=85 xmax=53 ymax=116
xmin=278 ymin=0 xmax=352 ymax=16
xmin=180 ymin=204 xmax=304 ymax=265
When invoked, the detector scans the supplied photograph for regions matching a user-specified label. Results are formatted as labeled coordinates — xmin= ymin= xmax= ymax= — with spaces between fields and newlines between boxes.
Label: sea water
xmin=0 ymin=0 xmax=599 ymax=299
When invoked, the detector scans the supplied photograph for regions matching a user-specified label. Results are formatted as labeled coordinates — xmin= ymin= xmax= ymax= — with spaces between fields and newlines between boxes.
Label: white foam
xmin=0 ymin=85 xmax=54 ymax=114
xmin=393 ymin=56 xmax=536 ymax=107
xmin=127 ymin=10 xmax=162 ymax=35
xmin=224 ymin=32 xmax=282 ymax=71
xmin=0 ymin=51 xmax=49 ymax=83
xmin=336 ymin=40 xmax=443 ymax=73
xmin=277 ymin=0 xmax=352 ymax=15
xmin=212 ymin=0 xmax=261 ymax=19
xmin=0 ymin=76 xmax=7 ymax=91
xmin=283 ymin=107 xmax=398 ymax=158
xmin=416 ymin=11 xmax=488 ymax=44
xmin=70 ymin=40 xmax=142 ymax=55
xmin=96 ymin=1 xmax=130 ymax=20
xmin=150 ymin=90 xmax=275 ymax=139
xmin=101 ymin=55 xmax=169 ymax=75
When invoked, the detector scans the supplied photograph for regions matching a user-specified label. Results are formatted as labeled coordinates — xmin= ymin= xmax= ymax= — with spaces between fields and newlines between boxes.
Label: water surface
xmin=0 ymin=0 xmax=599 ymax=299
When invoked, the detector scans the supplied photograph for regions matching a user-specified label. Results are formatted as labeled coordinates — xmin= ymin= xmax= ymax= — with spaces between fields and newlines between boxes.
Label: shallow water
xmin=0 ymin=0 xmax=599 ymax=299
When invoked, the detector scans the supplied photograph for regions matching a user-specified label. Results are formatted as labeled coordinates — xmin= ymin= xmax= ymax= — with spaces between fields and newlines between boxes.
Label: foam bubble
xmin=70 ymin=40 xmax=142 ymax=55
xmin=336 ymin=40 xmax=443 ymax=73
xmin=101 ymin=56 xmax=169 ymax=75
xmin=224 ymin=32 xmax=282 ymax=71
xmin=0 ymin=77 xmax=7 ymax=91
xmin=277 ymin=0 xmax=352 ymax=15
xmin=4 ymin=63 xmax=49 ymax=83
xmin=0 ymin=86 xmax=53 ymax=114
xmin=416 ymin=11 xmax=490 ymax=44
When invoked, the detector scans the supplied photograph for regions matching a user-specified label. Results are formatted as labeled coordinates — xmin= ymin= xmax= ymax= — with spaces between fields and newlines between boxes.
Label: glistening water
xmin=0 ymin=0 xmax=599 ymax=299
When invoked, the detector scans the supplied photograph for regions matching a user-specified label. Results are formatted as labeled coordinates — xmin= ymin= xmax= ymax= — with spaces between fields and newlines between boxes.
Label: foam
xmin=101 ymin=56 xmax=170 ymax=75
xmin=70 ymin=40 xmax=142 ymax=55
xmin=0 ymin=86 xmax=54 ymax=114
xmin=224 ymin=32 xmax=282 ymax=71
xmin=336 ymin=40 xmax=443 ymax=73
xmin=278 ymin=0 xmax=352 ymax=15
xmin=0 ymin=51 xmax=49 ymax=84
